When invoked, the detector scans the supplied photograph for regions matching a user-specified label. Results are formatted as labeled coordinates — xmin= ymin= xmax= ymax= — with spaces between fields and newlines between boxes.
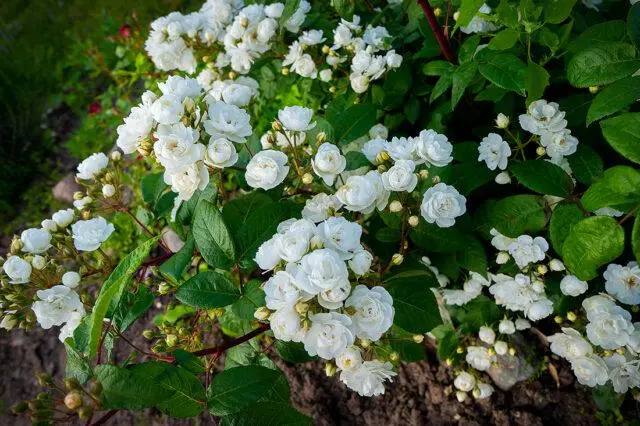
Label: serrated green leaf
xmin=544 ymin=0 xmax=577 ymax=24
xmin=478 ymin=52 xmax=527 ymax=94
xmin=387 ymin=277 xmax=442 ymax=334
xmin=457 ymin=0 xmax=485 ymax=27
xmin=489 ymin=195 xmax=548 ymax=237
xmin=510 ymin=159 xmax=573 ymax=197
xmin=525 ymin=61 xmax=550 ymax=105
xmin=600 ymin=113 xmax=640 ymax=164
xmin=231 ymin=280 xmax=266 ymax=320
xmin=488 ymin=28 xmax=520 ymax=50
xmin=567 ymin=144 xmax=603 ymax=185
xmin=176 ymin=271 xmax=240 ymax=309
xmin=276 ymin=341 xmax=315 ymax=363
xmin=331 ymin=103 xmax=376 ymax=143
xmin=567 ymin=42 xmax=639 ymax=88
xmin=159 ymin=234 xmax=195 ymax=282
xmin=451 ymin=62 xmax=478 ymax=109
xmin=581 ymin=166 xmax=640 ymax=212
xmin=587 ymin=77 xmax=640 ymax=125
xmin=549 ymin=203 xmax=585 ymax=256
xmin=220 ymin=402 xmax=311 ymax=426
xmin=193 ymin=199 xmax=235 ymax=269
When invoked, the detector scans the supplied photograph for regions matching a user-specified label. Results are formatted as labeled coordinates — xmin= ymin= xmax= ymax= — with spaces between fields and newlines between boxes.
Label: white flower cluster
xmin=519 ymin=99 xmax=578 ymax=164
xmin=32 ymin=284 xmax=85 ymax=343
xmin=116 ymin=75 xmax=255 ymax=203
xmin=453 ymin=371 xmax=494 ymax=402
xmin=282 ymin=15 xmax=402 ymax=92
xmin=360 ymin=129 xmax=466 ymax=227
xmin=549 ymin=294 xmax=640 ymax=392
xmin=254 ymin=216 xmax=396 ymax=396
xmin=145 ymin=0 xmax=310 ymax=74
xmin=460 ymin=4 xmax=499 ymax=34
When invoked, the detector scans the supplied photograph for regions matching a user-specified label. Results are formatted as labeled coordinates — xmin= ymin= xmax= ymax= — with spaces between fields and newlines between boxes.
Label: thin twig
xmin=416 ymin=0 xmax=457 ymax=63
xmin=192 ymin=323 xmax=270 ymax=357
xmin=89 ymin=409 xmax=118 ymax=426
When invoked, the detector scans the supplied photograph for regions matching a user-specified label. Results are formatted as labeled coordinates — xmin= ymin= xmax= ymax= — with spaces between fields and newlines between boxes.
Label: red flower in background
xmin=89 ymin=102 xmax=101 ymax=115
xmin=119 ymin=24 xmax=132 ymax=38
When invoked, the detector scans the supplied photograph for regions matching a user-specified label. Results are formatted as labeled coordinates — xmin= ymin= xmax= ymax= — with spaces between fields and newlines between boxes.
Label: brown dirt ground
xmin=0 ymin=318 xmax=601 ymax=426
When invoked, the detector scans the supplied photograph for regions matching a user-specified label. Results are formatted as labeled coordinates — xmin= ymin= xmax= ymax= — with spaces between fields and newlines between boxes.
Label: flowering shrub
xmin=3 ymin=0 xmax=640 ymax=423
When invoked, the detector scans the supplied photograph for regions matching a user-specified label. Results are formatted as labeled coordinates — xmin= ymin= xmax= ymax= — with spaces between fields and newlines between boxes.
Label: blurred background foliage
xmin=0 ymin=0 xmax=200 ymax=234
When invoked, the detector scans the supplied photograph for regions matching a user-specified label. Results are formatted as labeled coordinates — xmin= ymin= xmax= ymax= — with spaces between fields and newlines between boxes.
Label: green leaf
xmin=496 ymin=0 xmax=519 ymax=28
xmin=176 ymin=271 xmax=240 ymax=309
xmin=525 ymin=61 xmax=550 ymax=105
xmin=592 ymin=384 xmax=625 ymax=411
xmin=344 ymin=151 xmax=371 ymax=170
xmin=64 ymin=343 xmax=92 ymax=384
xmin=587 ymin=77 xmax=640 ymax=125
xmin=510 ymin=159 xmax=573 ymax=197
xmin=410 ymin=222 xmax=470 ymax=253
xmin=279 ymin=0 xmax=301 ymax=30
xmin=383 ymin=66 xmax=413 ymax=108
xmin=567 ymin=144 xmax=603 ymax=185
xmin=376 ymin=227 xmax=401 ymax=243
xmin=451 ymin=62 xmax=478 ymax=109
xmin=141 ymin=172 xmax=167 ymax=206
xmin=276 ymin=341 xmax=315 ymax=363
xmin=231 ymin=280 xmax=266 ymax=320
xmin=458 ymin=35 xmax=480 ymax=64
xmin=633 ymin=217 xmax=640 ymax=263
xmin=96 ymin=363 xmax=174 ymax=411
xmin=193 ymin=199 xmax=235 ymax=269
xmin=331 ymin=103 xmax=376 ymax=144
xmin=549 ymin=203 xmax=585 ymax=256
xmin=488 ymin=28 xmax=520 ymax=50
xmin=457 ymin=0 xmax=485 ymax=27
xmin=478 ymin=52 xmax=527 ymax=94
xmin=456 ymin=237 xmax=488 ymax=275
xmin=567 ymin=21 xmax=627 ymax=53
xmin=430 ymin=74 xmax=453 ymax=103
xmin=155 ymin=364 xmax=207 ymax=417
xmin=544 ymin=0 xmax=577 ymax=24
xmin=159 ymin=234 xmax=195 ymax=282
xmin=110 ymin=286 xmax=153 ymax=332
xmin=581 ymin=166 xmax=640 ymax=212
xmin=600 ymin=113 xmax=640 ymax=164
xmin=386 ymin=276 xmax=442 ymax=334
xmin=225 ymin=342 xmax=276 ymax=370
xmin=207 ymin=366 xmax=289 ymax=416
xmin=567 ymin=42 xmax=639 ymax=88
xmin=489 ymin=195 xmax=548 ymax=237
xmin=222 ymin=192 xmax=273 ymax=235
xmin=220 ymin=402 xmax=311 ymax=426
xmin=629 ymin=4 xmax=640 ymax=49
xmin=88 ymin=237 xmax=158 ymax=358
xmin=173 ymin=349 xmax=205 ymax=375
xmin=423 ymin=60 xmax=455 ymax=76
xmin=563 ymin=216 xmax=625 ymax=280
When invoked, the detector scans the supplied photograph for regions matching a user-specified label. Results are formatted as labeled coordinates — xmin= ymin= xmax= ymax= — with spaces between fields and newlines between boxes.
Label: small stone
xmin=52 ymin=173 xmax=82 ymax=204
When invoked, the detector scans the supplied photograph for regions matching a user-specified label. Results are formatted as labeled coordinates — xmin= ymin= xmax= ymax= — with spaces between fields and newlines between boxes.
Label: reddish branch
xmin=192 ymin=323 xmax=270 ymax=357
xmin=89 ymin=409 xmax=118 ymax=426
xmin=416 ymin=0 xmax=457 ymax=63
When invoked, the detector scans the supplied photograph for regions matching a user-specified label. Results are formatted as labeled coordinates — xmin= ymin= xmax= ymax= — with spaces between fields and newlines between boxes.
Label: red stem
xmin=89 ymin=409 xmax=118 ymax=426
xmin=416 ymin=0 xmax=457 ymax=63
xmin=192 ymin=323 xmax=270 ymax=357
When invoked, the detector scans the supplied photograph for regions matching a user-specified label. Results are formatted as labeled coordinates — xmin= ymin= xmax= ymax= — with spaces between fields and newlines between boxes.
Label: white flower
xmin=454 ymin=371 xmax=476 ymax=392
xmin=570 ymin=355 xmax=609 ymax=387
xmin=362 ymin=138 xmax=390 ymax=162
xmin=507 ymin=235 xmax=549 ymax=269
xmin=494 ymin=341 xmax=508 ymax=355
xmin=460 ymin=4 xmax=498 ymax=34
xmin=382 ymin=160 xmax=418 ymax=192
xmin=336 ymin=346 xmax=363 ymax=371
xmin=303 ymin=312 xmax=354 ymax=359
xmin=595 ymin=207 xmax=625 ymax=218
xmin=284 ymin=0 xmax=310 ymax=33
xmin=414 ymin=129 xmax=453 ymax=167
xmin=71 ymin=217 xmax=115 ymax=251
xmin=582 ymin=294 xmax=623 ymax=321
xmin=41 ymin=219 xmax=57 ymax=232
xmin=474 ymin=382 xmax=494 ymax=399
xmin=385 ymin=50 xmax=403 ymax=68
xmin=336 ymin=171 xmax=390 ymax=214
xmin=293 ymin=249 xmax=349 ymax=295
xmin=3 ymin=256 xmax=32 ymax=284
xmin=348 ymin=250 xmax=373 ymax=276
xmin=548 ymin=328 xmax=593 ymax=360
xmin=59 ymin=311 xmax=84 ymax=343
xmin=270 ymin=307 xmax=305 ymax=342
xmin=498 ymin=319 xmax=516 ymax=335
xmin=204 ymin=137 xmax=239 ymax=168
xmin=350 ymin=75 xmax=370 ymax=93
xmin=73 ymin=196 xmax=92 ymax=211
xmin=363 ymin=25 xmax=390 ymax=50
xmin=420 ymin=183 xmax=467 ymax=228
xmin=345 ymin=285 xmax=394 ymax=341
xmin=204 ymin=101 xmax=252 ymax=143
xmin=549 ymin=259 xmax=565 ymax=271
xmin=560 ymin=275 xmax=588 ymax=297
xmin=302 ymin=193 xmax=342 ymax=222
xmin=31 ymin=285 xmax=84 ymax=329
xmin=31 ymin=255 xmax=46 ymax=270
xmin=150 ymin=94 xmax=184 ymax=125
xmin=278 ymin=106 xmax=315 ymax=132
xmin=274 ymin=229 xmax=311 ymax=263
xmin=319 ymin=69 xmax=333 ymax=82
xmin=605 ymin=354 xmax=640 ymax=393
xmin=490 ymin=228 xmax=514 ymax=251
xmin=164 ymin=162 xmax=210 ymax=201
xmin=515 ymin=318 xmax=531 ymax=330
xmin=518 ymin=100 xmax=567 ymax=136
xmin=102 ymin=184 xmax=116 ymax=198
xmin=76 ymin=152 xmax=108 ymax=180
xmin=340 ymin=360 xmax=396 ymax=397
xmin=478 ymin=133 xmax=511 ymax=170
xmin=153 ymin=123 xmax=204 ymax=172
xmin=604 ymin=262 xmax=640 ymax=305
xmin=479 ymin=326 xmax=496 ymax=345
xmin=496 ymin=113 xmax=510 ymax=129
xmin=466 ymin=346 xmax=495 ymax=371
xmin=489 ymin=274 xmax=538 ymax=312
xmin=116 ymin=99 xmax=155 ymax=154
xmin=21 ymin=228 xmax=52 ymax=254
xmin=265 ymin=3 xmax=285 ymax=18
xmin=495 ymin=171 xmax=511 ymax=184
xmin=369 ymin=124 xmax=388 ymax=140
xmin=158 ymin=75 xmax=202 ymax=100
xmin=299 ymin=29 xmax=325 ymax=45
xmin=245 ymin=150 xmax=290 ymax=190
xmin=541 ymin=129 xmax=578 ymax=160
xmin=317 ymin=277 xmax=352 ymax=309
xmin=387 ymin=136 xmax=417 ymax=162
xmin=312 ymin=143 xmax=346 ymax=185
xmin=264 ymin=271 xmax=308 ymax=310
xmin=52 ymin=209 xmax=75 ymax=228
xmin=526 ymin=298 xmax=554 ymax=321
xmin=316 ymin=217 xmax=362 ymax=260
xmin=255 ymin=237 xmax=281 ymax=270
xmin=586 ymin=310 xmax=634 ymax=349
xmin=62 ymin=271 xmax=81 ymax=289
xmin=291 ymin=54 xmax=318 ymax=78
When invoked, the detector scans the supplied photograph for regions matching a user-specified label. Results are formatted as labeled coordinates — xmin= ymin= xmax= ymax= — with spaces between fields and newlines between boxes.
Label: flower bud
xmin=73 ymin=191 xmax=85 ymax=200
xmin=496 ymin=252 xmax=510 ymax=264
xmin=165 ymin=334 xmax=178 ymax=347
xmin=359 ymin=339 xmax=371 ymax=348
xmin=321 ymin=45 xmax=330 ymax=54
xmin=302 ymin=173 xmax=313 ymax=185
xmin=434 ymin=7 xmax=442 ymax=17
xmin=143 ymin=329 xmax=155 ymax=339
xmin=389 ymin=200 xmax=403 ymax=212
xmin=10 ymin=236 xmax=23 ymax=254
xmin=36 ymin=373 xmax=53 ymax=387
xmin=272 ymin=120 xmax=282 ymax=132
xmin=536 ymin=264 xmax=548 ymax=275
xmin=456 ymin=346 xmax=464 ymax=354
xmin=549 ymin=259 xmax=565 ymax=271
xmin=158 ymin=282 xmax=171 ymax=295
xmin=102 ymin=184 xmax=116 ymax=198
xmin=31 ymin=255 xmax=46 ymax=270
xmin=536 ymin=146 xmax=546 ymax=156
xmin=391 ymin=253 xmax=404 ymax=265
xmin=325 ymin=363 xmax=337 ymax=377
xmin=309 ymin=235 xmax=324 ymax=250
xmin=588 ymin=86 xmax=599 ymax=94
xmin=316 ymin=132 xmax=327 ymax=144
xmin=390 ymin=352 xmax=400 ymax=362
xmin=508 ymin=347 xmax=516 ymax=356
xmin=412 ymin=334 xmax=425 ymax=344
xmin=78 ymin=406 xmax=93 ymax=420
xmin=64 ymin=391 xmax=83 ymax=410
xmin=282 ymin=67 xmax=290 ymax=76
xmin=566 ymin=311 xmax=577 ymax=322
xmin=495 ymin=113 xmax=510 ymax=129
xmin=453 ymin=11 xmax=460 ymax=21
xmin=418 ymin=169 xmax=429 ymax=180
xmin=110 ymin=150 xmax=122 ymax=162
xmin=445 ymin=358 xmax=452 ymax=366
xmin=295 ymin=301 xmax=309 ymax=314
xmin=494 ymin=341 xmax=508 ymax=355
xmin=377 ymin=164 xmax=387 ymax=173
xmin=408 ymin=215 xmax=420 ymax=227
xmin=228 ymin=71 xmax=237 ymax=80
xmin=254 ymin=307 xmax=271 ymax=321
xmin=64 ymin=377 xmax=81 ymax=391
xmin=456 ymin=390 xmax=467 ymax=402
xmin=88 ymin=381 xmax=102 ymax=397
xmin=431 ymin=175 xmax=440 ymax=184
xmin=495 ymin=171 xmax=511 ymax=185
xmin=554 ymin=315 xmax=563 ymax=324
